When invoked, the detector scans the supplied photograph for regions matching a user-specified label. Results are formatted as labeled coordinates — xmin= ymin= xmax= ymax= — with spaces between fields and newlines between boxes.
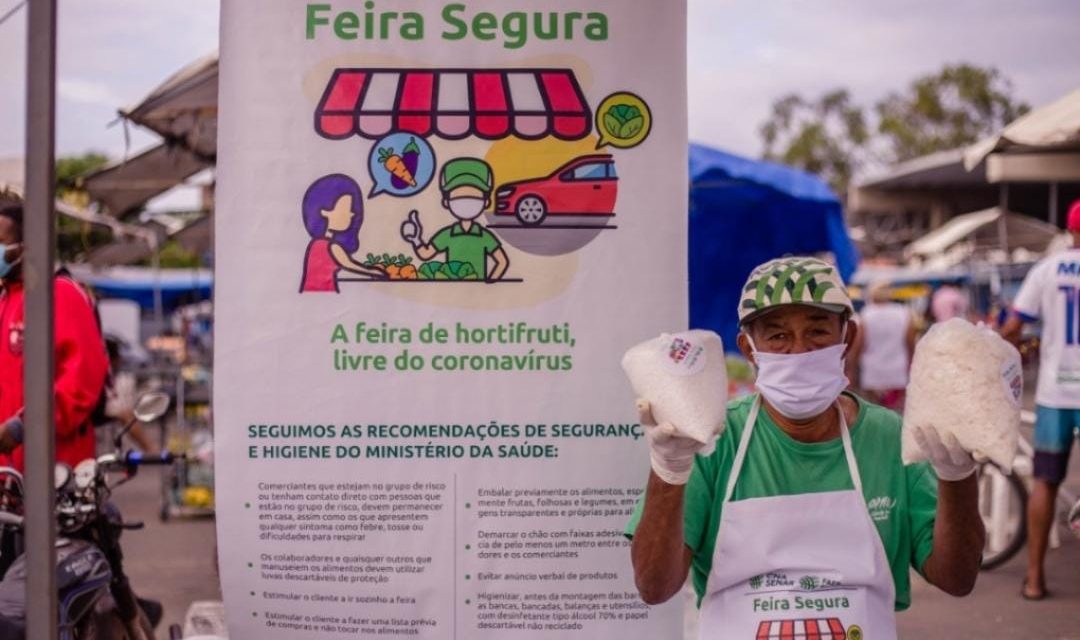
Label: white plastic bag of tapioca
xmin=621 ymin=330 xmax=728 ymax=444
xmin=903 ymin=318 xmax=1023 ymax=472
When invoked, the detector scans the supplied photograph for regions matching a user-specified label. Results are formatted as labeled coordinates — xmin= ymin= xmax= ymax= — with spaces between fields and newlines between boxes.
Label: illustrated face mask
xmin=448 ymin=197 xmax=486 ymax=220
xmin=748 ymin=336 xmax=849 ymax=421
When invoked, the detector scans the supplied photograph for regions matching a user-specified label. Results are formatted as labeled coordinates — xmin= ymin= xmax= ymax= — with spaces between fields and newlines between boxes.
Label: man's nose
xmin=790 ymin=335 xmax=814 ymax=354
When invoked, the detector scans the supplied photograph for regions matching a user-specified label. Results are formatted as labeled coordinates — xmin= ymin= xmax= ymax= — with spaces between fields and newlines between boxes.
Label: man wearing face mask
xmin=0 ymin=204 xmax=109 ymax=472
xmin=401 ymin=157 xmax=509 ymax=282
xmin=626 ymin=257 xmax=984 ymax=639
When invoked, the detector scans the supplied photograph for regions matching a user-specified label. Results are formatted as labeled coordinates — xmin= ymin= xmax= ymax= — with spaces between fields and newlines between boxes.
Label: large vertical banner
xmin=215 ymin=2 xmax=687 ymax=638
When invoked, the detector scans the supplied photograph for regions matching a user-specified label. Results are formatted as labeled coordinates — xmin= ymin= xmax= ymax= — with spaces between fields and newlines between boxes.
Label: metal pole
xmin=997 ymin=183 xmax=1010 ymax=263
xmin=1049 ymin=182 xmax=1060 ymax=228
xmin=23 ymin=0 xmax=59 ymax=637
xmin=151 ymin=234 xmax=164 ymax=335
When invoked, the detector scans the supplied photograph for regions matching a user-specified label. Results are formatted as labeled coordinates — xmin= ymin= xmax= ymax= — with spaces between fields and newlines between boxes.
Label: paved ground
xmin=114 ymin=467 xmax=221 ymax=634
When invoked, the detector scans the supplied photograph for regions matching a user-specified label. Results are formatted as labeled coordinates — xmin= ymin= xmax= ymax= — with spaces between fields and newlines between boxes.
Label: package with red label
xmin=621 ymin=330 xmax=728 ymax=444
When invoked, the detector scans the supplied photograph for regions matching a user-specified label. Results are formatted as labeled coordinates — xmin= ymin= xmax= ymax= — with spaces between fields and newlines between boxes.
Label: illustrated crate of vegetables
xmin=417 ymin=261 xmax=479 ymax=281
xmin=363 ymin=253 xmax=419 ymax=280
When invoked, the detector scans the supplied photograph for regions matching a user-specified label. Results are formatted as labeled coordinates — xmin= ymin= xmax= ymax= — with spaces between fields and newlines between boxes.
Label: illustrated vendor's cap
xmin=1068 ymin=198 xmax=1080 ymax=232
xmin=440 ymin=158 xmax=493 ymax=194
xmin=738 ymin=256 xmax=853 ymax=325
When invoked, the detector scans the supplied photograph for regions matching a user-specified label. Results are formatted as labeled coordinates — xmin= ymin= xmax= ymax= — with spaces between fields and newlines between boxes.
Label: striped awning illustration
xmin=315 ymin=68 xmax=592 ymax=142
xmin=756 ymin=618 xmax=848 ymax=640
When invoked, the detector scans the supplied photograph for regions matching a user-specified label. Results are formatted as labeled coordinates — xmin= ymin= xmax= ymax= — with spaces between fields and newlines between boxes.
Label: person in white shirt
xmin=1001 ymin=199 xmax=1080 ymax=600
xmin=851 ymin=282 xmax=917 ymax=411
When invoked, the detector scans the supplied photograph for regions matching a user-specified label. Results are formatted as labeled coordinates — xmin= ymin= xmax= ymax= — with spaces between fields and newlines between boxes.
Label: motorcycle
xmin=0 ymin=391 xmax=178 ymax=639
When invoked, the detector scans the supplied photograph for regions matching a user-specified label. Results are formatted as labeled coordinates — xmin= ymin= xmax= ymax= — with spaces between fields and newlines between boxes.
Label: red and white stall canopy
xmin=315 ymin=68 xmax=592 ymax=141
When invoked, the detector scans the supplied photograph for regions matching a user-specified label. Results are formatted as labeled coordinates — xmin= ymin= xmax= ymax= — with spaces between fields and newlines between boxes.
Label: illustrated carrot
xmin=399 ymin=264 xmax=418 ymax=280
xmin=377 ymin=147 xmax=416 ymax=187
xmin=385 ymin=264 xmax=402 ymax=279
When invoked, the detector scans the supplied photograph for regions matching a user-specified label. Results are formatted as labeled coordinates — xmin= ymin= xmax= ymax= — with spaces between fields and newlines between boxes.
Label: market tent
xmin=67 ymin=265 xmax=212 ymax=312
xmin=83 ymin=143 xmax=210 ymax=217
xmin=121 ymin=53 xmax=218 ymax=160
xmin=689 ymin=144 xmax=858 ymax=351
xmin=905 ymin=207 xmax=1066 ymax=268
xmin=965 ymin=88 xmax=1080 ymax=171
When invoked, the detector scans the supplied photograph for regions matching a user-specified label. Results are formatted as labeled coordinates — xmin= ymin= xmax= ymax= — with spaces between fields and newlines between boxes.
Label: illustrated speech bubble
xmin=367 ymin=133 xmax=436 ymax=198
xmin=595 ymin=92 xmax=653 ymax=150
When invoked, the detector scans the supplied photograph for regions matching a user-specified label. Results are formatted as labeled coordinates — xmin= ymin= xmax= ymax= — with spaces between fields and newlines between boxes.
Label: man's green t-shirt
xmin=430 ymin=222 xmax=501 ymax=278
xmin=625 ymin=393 xmax=938 ymax=611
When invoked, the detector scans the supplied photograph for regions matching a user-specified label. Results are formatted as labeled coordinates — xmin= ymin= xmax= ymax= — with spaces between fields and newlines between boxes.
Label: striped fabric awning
xmin=315 ymin=68 xmax=592 ymax=142
xmin=756 ymin=618 xmax=848 ymax=640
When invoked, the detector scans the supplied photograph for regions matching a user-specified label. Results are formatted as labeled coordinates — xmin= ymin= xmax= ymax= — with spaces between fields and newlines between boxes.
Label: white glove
xmin=911 ymin=424 xmax=976 ymax=482
xmin=400 ymin=210 xmax=425 ymax=248
xmin=637 ymin=399 xmax=710 ymax=486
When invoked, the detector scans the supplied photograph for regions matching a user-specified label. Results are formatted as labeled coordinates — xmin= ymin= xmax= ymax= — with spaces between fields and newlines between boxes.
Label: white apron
xmin=697 ymin=397 xmax=896 ymax=640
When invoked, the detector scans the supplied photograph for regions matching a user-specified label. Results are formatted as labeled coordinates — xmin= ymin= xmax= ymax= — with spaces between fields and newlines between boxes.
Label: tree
xmin=55 ymin=152 xmax=111 ymax=263
xmin=758 ymin=64 xmax=1030 ymax=196
xmin=876 ymin=64 xmax=1030 ymax=163
xmin=759 ymin=89 xmax=869 ymax=196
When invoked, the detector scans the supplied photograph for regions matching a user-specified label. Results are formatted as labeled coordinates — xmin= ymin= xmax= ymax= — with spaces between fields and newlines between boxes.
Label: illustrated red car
xmin=494 ymin=154 xmax=618 ymax=226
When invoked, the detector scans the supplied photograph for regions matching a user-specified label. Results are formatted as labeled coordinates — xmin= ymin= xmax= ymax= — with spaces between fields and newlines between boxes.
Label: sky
xmin=1 ymin=0 xmax=1079 ymax=164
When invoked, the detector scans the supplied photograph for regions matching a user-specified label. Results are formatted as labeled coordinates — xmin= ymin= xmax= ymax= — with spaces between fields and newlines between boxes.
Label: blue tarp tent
xmin=689 ymin=144 xmax=858 ymax=351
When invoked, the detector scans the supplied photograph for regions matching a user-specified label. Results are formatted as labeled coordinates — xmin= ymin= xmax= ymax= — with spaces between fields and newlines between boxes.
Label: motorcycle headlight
xmin=74 ymin=459 xmax=97 ymax=491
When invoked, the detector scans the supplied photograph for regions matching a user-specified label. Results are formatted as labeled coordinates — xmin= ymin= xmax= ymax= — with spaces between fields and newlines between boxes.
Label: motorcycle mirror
xmin=133 ymin=392 xmax=170 ymax=423
xmin=54 ymin=463 xmax=72 ymax=492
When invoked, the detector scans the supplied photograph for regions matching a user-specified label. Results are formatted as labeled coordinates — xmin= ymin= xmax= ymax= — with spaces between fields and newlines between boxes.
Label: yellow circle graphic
xmin=848 ymin=624 xmax=864 ymax=640
xmin=595 ymin=92 xmax=652 ymax=149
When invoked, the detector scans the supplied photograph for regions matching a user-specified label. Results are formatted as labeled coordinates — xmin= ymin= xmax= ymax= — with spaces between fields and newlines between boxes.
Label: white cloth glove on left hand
xmin=911 ymin=424 xmax=976 ymax=482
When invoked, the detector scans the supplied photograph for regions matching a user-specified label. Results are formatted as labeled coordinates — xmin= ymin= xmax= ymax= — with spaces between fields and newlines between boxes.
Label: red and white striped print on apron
xmin=315 ymin=68 xmax=592 ymax=141
xmin=755 ymin=618 xmax=848 ymax=640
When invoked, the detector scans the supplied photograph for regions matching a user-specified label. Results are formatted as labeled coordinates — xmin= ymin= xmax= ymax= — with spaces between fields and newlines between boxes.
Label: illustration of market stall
xmin=304 ymin=67 xmax=651 ymax=290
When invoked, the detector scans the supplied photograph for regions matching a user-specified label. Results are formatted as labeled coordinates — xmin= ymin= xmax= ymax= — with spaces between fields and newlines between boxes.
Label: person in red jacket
xmin=0 ymin=204 xmax=108 ymax=471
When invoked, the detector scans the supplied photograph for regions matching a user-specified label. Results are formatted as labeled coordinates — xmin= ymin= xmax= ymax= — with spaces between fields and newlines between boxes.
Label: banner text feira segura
xmin=306 ymin=2 xmax=610 ymax=49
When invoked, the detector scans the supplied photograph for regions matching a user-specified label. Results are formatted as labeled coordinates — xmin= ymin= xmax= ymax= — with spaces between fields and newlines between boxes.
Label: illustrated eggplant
xmin=391 ymin=137 xmax=422 ymax=189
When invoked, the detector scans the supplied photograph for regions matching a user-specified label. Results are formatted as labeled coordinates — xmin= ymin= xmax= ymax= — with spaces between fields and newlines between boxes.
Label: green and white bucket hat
xmin=738 ymin=256 xmax=853 ymax=325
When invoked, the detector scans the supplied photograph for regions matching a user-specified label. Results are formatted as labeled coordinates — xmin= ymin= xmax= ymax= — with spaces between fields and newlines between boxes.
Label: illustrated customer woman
xmin=300 ymin=174 xmax=386 ymax=292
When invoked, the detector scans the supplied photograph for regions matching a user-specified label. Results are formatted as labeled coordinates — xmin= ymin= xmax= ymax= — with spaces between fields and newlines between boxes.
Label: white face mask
xmin=748 ymin=336 xmax=849 ymax=421
xmin=448 ymin=197 xmax=486 ymax=220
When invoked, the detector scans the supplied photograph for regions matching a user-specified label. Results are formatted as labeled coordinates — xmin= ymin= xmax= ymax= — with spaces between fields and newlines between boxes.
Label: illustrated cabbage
xmin=603 ymin=104 xmax=644 ymax=140
xmin=418 ymin=261 xmax=480 ymax=281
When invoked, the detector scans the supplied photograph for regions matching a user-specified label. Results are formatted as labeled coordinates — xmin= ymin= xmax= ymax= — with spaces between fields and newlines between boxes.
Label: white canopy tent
xmin=905 ymin=206 xmax=1068 ymax=269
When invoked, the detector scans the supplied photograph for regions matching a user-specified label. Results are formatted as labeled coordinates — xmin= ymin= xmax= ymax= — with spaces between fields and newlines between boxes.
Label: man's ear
xmin=442 ymin=198 xmax=449 ymax=210
xmin=483 ymin=197 xmax=491 ymax=210
xmin=736 ymin=330 xmax=755 ymax=367
xmin=843 ymin=318 xmax=859 ymax=357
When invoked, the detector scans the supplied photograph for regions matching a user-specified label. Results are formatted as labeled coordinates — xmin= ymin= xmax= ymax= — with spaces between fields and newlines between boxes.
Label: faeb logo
xmin=867 ymin=495 xmax=896 ymax=522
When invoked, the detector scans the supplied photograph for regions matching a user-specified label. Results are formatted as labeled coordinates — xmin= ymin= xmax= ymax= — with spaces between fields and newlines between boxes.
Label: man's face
xmin=737 ymin=305 xmax=853 ymax=359
xmin=0 ymin=217 xmax=22 ymax=271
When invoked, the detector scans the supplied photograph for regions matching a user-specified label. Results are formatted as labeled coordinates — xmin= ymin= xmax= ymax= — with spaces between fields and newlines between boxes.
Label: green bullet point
xmin=247 ymin=562 xmax=253 ymax=568
xmin=465 ymin=544 xmax=471 ymax=550
xmin=465 ymin=599 xmax=471 ymax=605
xmin=465 ymin=574 xmax=470 ymax=580
xmin=245 ymin=503 xmax=251 ymax=509
xmin=252 ymin=612 xmax=258 ymax=617
xmin=465 ymin=503 xmax=471 ymax=509
xmin=250 ymin=591 xmax=256 ymax=596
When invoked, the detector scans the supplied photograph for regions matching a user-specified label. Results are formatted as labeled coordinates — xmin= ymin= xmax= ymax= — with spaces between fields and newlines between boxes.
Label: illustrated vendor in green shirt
xmin=400 ymin=157 xmax=509 ymax=281
xmin=627 ymin=257 xmax=984 ymax=640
